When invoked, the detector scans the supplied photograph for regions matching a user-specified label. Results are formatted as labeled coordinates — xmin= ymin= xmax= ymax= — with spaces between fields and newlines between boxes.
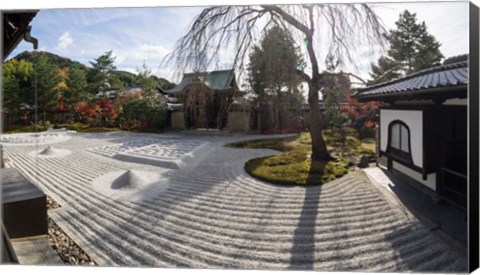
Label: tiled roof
xmin=355 ymin=58 xmax=468 ymax=99
xmin=165 ymin=70 xmax=237 ymax=94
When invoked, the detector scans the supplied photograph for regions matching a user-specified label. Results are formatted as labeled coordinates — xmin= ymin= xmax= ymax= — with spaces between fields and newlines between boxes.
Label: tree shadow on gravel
xmin=288 ymin=162 xmax=325 ymax=270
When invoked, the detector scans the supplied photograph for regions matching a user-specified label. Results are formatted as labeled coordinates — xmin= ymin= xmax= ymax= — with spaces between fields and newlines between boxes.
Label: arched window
xmin=387 ymin=120 xmax=412 ymax=163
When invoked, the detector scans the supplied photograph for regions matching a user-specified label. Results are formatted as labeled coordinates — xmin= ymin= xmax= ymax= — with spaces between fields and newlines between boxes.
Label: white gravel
xmin=3 ymin=131 xmax=466 ymax=271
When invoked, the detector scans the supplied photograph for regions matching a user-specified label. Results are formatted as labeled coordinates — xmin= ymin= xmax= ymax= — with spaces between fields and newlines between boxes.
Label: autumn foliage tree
xmin=340 ymin=92 xmax=381 ymax=138
xmin=54 ymin=67 xmax=69 ymax=121
xmin=75 ymin=101 xmax=99 ymax=123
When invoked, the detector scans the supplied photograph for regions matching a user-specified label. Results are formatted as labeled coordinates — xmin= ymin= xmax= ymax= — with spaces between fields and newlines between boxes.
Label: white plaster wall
xmin=443 ymin=98 xmax=468 ymax=106
xmin=380 ymin=109 xmax=423 ymax=167
xmin=393 ymin=161 xmax=436 ymax=191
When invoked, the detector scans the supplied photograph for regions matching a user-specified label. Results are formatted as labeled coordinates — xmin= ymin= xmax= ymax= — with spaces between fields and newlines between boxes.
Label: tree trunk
xmin=302 ymin=6 xmax=330 ymax=162
xmin=308 ymin=83 xmax=330 ymax=162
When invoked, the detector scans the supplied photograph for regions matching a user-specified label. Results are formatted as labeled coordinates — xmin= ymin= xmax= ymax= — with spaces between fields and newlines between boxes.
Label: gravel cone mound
xmin=111 ymin=170 xmax=148 ymax=190
xmin=29 ymin=146 xmax=72 ymax=158
xmin=92 ymin=169 xmax=169 ymax=202
xmin=39 ymin=146 xmax=57 ymax=155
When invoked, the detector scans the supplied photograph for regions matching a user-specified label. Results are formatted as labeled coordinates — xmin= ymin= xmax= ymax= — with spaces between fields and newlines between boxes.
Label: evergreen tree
xmin=369 ymin=10 xmax=443 ymax=83
xmin=322 ymin=72 xmax=351 ymax=144
xmin=413 ymin=23 xmax=443 ymax=71
xmin=247 ymin=26 xmax=304 ymax=133
xmin=34 ymin=55 xmax=62 ymax=123
xmin=88 ymin=51 xmax=118 ymax=94
xmin=2 ymin=59 xmax=33 ymax=111
xmin=135 ymin=62 xmax=158 ymax=97
xmin=66 ymin=63 xmax=89 ymax=110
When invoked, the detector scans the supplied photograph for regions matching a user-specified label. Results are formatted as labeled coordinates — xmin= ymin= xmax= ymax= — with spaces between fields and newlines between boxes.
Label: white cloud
xmin=111 ymin=51 xmax=126 ymax=65
xmin=57 ymin=32 xmax=73 ymax=50
xmin=138 ymin=44 xmax=170 ymax=59
xmin=80 ymin=49 xmax=86 ymax=54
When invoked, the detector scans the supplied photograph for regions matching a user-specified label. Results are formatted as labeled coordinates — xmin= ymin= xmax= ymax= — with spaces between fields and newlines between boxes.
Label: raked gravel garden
xmin=2 ymin=129 xmax=466 ymax=271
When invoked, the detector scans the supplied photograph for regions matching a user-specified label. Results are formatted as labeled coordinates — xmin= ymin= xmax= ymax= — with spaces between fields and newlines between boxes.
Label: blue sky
xmin=10 ymin=7 xmax=203 ymax=81
xmin=8 ymin=2 xmax=470 ymax=83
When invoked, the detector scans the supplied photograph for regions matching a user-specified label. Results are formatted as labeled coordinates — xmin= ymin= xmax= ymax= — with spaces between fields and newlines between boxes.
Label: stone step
xmin=11 ymin=236 xmax=63 ymax=265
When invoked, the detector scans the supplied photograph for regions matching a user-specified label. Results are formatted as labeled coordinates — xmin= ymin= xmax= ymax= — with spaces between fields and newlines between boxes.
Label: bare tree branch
xmin=345 ymin=73 xmax=368 ymax=85
xmin=369 ymin=62 xmax=406 ymax=85
xmin=296 ymin=69 xmax=312 ymax=83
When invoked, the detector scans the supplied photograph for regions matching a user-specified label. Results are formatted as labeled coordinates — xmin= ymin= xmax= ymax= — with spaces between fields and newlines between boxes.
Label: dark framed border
xmin=469 ymin=2 xmax=479 ymax=272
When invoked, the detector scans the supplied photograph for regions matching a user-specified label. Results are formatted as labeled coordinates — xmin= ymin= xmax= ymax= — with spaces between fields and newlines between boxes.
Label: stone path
xmin=3 ymin=131 xmax=466 ymax=271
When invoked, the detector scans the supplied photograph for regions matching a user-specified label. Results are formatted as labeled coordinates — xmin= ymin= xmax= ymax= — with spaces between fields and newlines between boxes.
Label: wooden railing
xmin=437 ymin=167 xmax=467 ymax=210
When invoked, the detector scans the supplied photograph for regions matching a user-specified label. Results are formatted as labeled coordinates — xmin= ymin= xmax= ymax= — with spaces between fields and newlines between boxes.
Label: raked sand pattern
xmin=3 ymin=131 xmax=466 ymax=271
xmin=1 ymin=131 xmax=72 ymax=145
xmin=88 ymin=139 xmax=204 ymax=159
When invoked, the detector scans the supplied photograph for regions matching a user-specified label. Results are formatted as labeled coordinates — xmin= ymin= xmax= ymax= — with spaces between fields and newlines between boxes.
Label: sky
xmin=7 ymin=1 xmax=470 ymax=85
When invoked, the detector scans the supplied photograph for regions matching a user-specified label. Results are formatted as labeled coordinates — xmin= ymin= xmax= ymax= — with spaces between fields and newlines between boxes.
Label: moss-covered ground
xmin=226 ymin=131 xmax=375 ymax=186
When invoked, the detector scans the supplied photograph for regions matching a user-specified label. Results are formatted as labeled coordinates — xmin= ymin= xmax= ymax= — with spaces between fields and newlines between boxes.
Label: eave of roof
xmin=356 ymin=85 xmax=467 ymax=103
xmin=354 ymin=60 xmax=468 ymax=101
xmin=3 ymin=11 xmax=38 ymax=59
xmin=165 ymin=69 xmax=237 ymax=94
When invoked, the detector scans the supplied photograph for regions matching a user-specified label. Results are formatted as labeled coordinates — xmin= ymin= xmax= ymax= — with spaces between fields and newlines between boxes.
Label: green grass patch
xmin=226 ymin=131 xmax=375 ymax=186
xmin=59 ymin=122 xmax=121 ymax=133
xmin=3 ymin=125 xmax=48 ymax=134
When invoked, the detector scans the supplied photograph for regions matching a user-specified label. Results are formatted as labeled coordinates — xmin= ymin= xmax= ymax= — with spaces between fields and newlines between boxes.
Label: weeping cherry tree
xmin=166 ymin=4 xmax=386 ymax=161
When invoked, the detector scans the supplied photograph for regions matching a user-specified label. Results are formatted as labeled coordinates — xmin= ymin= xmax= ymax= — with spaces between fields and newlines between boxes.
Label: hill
xmin=8 ymin=50 xmax=176 ymax=89
xmin=11 ymin=51 xmax=89 ymax=71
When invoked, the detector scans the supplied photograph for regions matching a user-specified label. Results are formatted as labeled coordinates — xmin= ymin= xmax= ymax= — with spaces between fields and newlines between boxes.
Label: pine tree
xmin=88 ymin=51 xmax=118 ymax=94
xmin=135 ymin=62 xmax=158 ymax=97
xmin=413 ymin=22 xmax=443 ymax=71
xmin=369 ymin=10 xmax=443 ymax=83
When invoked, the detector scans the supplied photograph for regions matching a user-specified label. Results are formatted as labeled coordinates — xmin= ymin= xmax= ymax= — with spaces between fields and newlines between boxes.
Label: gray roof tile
xmin=165 ymin=70 xmax=237 ymax=94
xmin=355 ymin=60 xmax=468 ymax=98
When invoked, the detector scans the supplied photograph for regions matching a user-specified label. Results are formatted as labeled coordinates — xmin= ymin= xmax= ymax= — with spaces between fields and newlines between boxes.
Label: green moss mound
xmin=226 ymin=131 xmax=377 ymax=186
xmin=226 ymin=132 xmax=366 ymax=186
xmin=245 ymin=155 xmax=349 ymax=186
